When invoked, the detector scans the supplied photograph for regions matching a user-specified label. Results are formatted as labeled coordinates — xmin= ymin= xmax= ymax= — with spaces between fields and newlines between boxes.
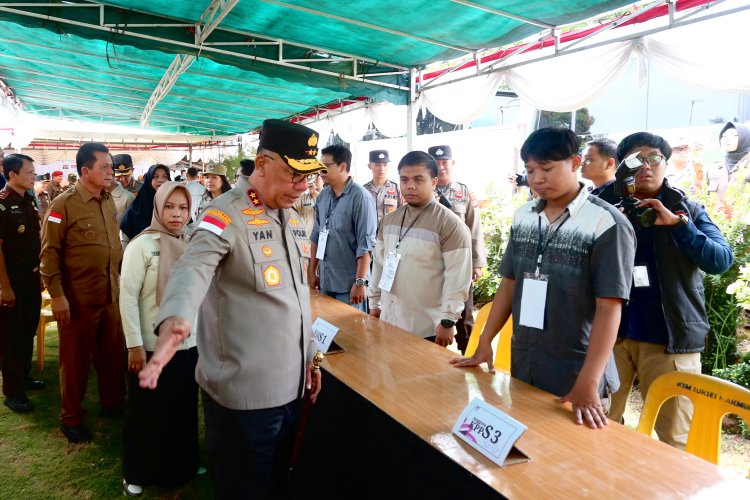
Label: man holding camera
xmin=608 ymin=132 xmax=733 ymax=449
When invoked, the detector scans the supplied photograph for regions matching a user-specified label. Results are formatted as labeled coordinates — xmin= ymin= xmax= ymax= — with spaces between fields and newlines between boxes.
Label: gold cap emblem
xmin=308 ymin=134 xmax=318 ymax=147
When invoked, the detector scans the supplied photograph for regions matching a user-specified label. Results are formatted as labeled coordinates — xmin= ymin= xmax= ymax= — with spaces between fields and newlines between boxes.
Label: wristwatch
xmin=675 ymin=213 xmax=689 ymax=227
xmin=440 ymin=319 xmax=456 ymax=328
xmin=355 ymin=277 xmax=368 ymax=287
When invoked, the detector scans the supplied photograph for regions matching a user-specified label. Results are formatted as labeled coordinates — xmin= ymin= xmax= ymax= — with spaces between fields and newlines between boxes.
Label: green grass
xmin=0 ymin=328 xmax=213 ymax=499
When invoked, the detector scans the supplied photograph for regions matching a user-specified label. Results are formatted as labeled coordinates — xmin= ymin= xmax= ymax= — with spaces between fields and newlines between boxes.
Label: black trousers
xmin=0 ymin=270 xmax=41 ymax=398
xmin=203 ymin=390 xmax=300 ymax=500
xmin=455 ymin=284 xmax=475 ymax=355
xmin=122 ymin=347 xmax=200 ymax=487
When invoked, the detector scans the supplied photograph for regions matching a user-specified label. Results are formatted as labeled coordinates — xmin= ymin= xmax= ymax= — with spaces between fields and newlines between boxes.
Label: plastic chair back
xmin=464 ymin=303 xmax=512 ymax=372
xmin=636 ymin=371 xmax=750 ymax=465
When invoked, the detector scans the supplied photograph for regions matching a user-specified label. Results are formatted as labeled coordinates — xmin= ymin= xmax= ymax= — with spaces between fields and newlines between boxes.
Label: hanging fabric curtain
xmin=504 ymin=40 xmax=634 ymax=112
xmin=420 ymin=72 xmax=504 ymax=125
xmin=640 ymin=10 xmax=750 ymax=92
xmin=329 ymin=108 xmax=370 ymax=144
xmin=367 ymin=102 xmax=407 ymax=138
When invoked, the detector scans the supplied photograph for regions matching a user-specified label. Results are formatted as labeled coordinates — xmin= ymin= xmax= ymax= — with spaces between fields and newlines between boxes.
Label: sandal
xmin=122 ymin=479 xmax=143 ymax=497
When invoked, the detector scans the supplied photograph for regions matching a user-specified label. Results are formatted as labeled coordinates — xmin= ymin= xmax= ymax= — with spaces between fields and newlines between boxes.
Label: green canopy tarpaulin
xmin=0 ymin=0 xmax=634 ymax=135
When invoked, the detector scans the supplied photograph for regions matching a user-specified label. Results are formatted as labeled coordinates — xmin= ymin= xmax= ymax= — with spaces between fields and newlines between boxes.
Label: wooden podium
xmin=290 ymin=292 xmax=748 ymax=498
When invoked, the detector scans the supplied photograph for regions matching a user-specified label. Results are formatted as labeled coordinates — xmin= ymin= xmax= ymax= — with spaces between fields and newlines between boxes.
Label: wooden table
xmin=294 ymin=292 xmax=748 ymax=499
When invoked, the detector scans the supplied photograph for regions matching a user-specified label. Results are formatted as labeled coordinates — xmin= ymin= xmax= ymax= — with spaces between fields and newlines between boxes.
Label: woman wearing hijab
xmin=120 ymin=164 xmax=171 ymax=247
xmin=707 ymin=122 xmax=750 ymax=199
xmin=195 ymin=163 xmax=231 ymax=219
xmin=120 ymin=182 xmax=201 ymax=497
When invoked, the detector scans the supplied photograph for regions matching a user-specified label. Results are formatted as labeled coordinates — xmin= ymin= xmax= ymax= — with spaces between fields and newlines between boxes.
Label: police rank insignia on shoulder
xmin=247 ymin=188 xmax=263 ymax=208
xmin=198 ymin=209 xmax=231 ymax=236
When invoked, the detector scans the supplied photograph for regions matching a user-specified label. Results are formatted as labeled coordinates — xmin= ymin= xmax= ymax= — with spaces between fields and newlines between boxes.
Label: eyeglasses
xmin=261 ymin=154 xmax=324 ymax=184
xmin=636 ymin=154 xmax=665 ymax=167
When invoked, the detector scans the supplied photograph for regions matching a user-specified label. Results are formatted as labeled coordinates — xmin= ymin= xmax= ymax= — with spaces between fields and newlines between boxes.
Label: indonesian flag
xmin=48 ymin=211 xmax=63 ymax=224
xmin=198 ymin=214 xmax=227 ymax=235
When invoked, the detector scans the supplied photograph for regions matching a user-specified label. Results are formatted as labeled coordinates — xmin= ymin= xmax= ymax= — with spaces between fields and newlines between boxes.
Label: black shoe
xmin=4 ymin=396 xmax=32 ymax=413
xmin=99 ymin=406 xmax=124 ymax=419
xmin=25 ymin=378 xmax=45 ymax=390
xmin=60 ymin=424 xmax=91 ymax=443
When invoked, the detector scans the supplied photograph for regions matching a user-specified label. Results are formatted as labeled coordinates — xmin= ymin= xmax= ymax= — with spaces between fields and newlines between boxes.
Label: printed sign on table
xmin=453 ymin=397 xmax=529 ymax=467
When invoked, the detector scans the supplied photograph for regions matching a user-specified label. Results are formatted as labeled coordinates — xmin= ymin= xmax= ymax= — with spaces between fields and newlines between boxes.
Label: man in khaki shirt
xmin=41 ymin=142 xmax=125 ymax=444
xmin=139 ymin=119 xmax=325 ymax=498
xmin=45 ymin=170 xmax=65 ymax=202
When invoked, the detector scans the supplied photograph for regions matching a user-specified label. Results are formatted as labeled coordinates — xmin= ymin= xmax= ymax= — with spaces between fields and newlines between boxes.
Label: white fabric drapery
xmin=419 ymin=72 xmax=505 ymax=125
xmin=419 ymin=5 xmax=750 ymax=119
xmin=503 ymin=40 xmax=634 ymax=113
xmin=367 ymin=102 xmax=407 ymax=138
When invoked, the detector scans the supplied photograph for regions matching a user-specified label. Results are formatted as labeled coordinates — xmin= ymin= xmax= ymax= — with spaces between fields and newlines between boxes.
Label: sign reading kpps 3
xmin=452 ymin=397 xmax=527 ymax=467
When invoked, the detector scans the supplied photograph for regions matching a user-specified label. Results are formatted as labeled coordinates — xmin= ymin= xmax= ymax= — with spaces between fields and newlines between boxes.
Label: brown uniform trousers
xmin=40 ymin=182 xmax=125 ymax=426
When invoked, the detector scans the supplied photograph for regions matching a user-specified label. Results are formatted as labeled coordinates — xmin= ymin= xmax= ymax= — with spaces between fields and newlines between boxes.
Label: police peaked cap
xmin=428 ymin=145 xmax=453 ymax=160
xmin=258 ymin=119 xmax=326 ymax=174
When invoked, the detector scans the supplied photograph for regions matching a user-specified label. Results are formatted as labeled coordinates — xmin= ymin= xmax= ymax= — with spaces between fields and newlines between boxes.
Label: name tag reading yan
xmin=312 ymin=317 xmax=343 ymax=354
xmin=453 ymin=397 xmax=529 ymax=467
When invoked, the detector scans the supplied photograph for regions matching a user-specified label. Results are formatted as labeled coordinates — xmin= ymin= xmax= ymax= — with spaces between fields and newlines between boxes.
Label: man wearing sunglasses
xmin=138 ymin=119 xmax=327 ymax=498
xmin=607 ymin=132 xmax=733 ymax=450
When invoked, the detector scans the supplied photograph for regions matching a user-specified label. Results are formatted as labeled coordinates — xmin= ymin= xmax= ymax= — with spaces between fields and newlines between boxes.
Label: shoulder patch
xmin=48 ymin=211 xmax=64 ymax=224
xmin=204 ymin=209 xmax=232 ymax=225
xmin=198 ymin=214 xmax=229 ymax=235
xmin=247 ymin=188 xmax=263 ymax=208
xmin=0 ymin=191 xmax=9 ymax=200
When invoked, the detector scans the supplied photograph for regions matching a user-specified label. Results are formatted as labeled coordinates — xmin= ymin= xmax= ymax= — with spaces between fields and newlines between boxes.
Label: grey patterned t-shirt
xmin=499 ymin=184 xmax=635 ymax=397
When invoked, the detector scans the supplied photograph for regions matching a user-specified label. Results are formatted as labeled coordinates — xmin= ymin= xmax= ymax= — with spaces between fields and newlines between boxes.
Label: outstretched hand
xmin=139 ymin=316 xmax=191 ymax=389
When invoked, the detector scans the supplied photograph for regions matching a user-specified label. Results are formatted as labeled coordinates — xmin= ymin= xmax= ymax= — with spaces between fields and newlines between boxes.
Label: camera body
xmin=614 ymin=152 xmax=656 ymax=229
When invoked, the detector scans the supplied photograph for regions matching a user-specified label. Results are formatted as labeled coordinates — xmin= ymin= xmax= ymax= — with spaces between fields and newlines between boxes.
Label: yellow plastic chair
xmin=636 ymin=371 xmax=750 ymax=465
xmin=464 ymin=303 xmax=512 ymax=372
xmin=36 ymin=307 xmax=56 ymax=371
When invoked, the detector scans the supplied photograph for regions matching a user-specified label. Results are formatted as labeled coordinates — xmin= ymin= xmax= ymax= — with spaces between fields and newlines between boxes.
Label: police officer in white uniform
xmin=138 ymin=119 xmax=326 ymax=499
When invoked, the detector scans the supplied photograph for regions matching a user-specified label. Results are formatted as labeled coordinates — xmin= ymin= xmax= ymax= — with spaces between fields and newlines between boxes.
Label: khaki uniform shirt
xmin=40 ymin=183 xmax=122 ymax=305
xmin=124 ymin=177 xmax=143 ymax=196
xmin=45 ymin=182 xmax=64 ymax=202
xmin=292 ymin=190 xmax=316 ymax=238
xmin=437 ymin=181 xmax=486 ymax=268
xmin=154 ymin=176 xmax=316 ymax=410
xmin=363 ymin=179 xmax=402 ymax=224
xmin=110 ymin=182 xmax=135 ymax=224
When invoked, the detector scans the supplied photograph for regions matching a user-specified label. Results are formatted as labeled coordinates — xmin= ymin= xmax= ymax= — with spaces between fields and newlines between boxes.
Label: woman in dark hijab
xmin=707 ymin=122 xmax=750 ymax=197
xmin=120 ymin=164 xmax=171 ymax=247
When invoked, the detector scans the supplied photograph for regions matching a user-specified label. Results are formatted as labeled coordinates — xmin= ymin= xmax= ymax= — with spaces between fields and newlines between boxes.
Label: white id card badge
xmin=378 ymin=252 xmax=401 ymax=292
xmin=316 ymin=228 xmax=329 ymax=260
xmin=519 ymin=272 xmax=548 ymax=330
xmin=633 ymin=265 xmax=650 ymax=287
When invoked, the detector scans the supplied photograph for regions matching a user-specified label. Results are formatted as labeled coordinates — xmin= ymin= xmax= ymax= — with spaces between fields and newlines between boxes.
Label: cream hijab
xmin=140 ymin=181 xmax=191 ymax=305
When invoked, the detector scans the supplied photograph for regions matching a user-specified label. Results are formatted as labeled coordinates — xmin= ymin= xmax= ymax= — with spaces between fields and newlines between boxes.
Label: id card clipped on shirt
xmin=378 ymin=251 xmax=401 ymax=292
xmin=316 ymin=228 xmax=329 ymax=260
xmin=519 ymin=272 xmax=548 ymax=330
